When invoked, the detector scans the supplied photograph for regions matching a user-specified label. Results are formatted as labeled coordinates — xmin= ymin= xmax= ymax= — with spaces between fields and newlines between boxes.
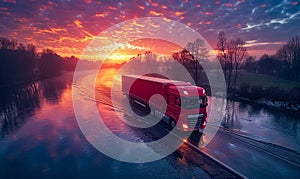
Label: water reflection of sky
xmin=0 ymin=71 xmax=211 ymax=178
xmin=1 ymin=68 xmax=300 ymax=178
xmin=219 ymin=99 xmax=300 ymax=152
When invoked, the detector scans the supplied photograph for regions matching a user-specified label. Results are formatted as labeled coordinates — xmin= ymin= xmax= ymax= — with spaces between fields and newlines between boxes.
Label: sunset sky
xmin=0 ymin=0 xmax=299 ymax=60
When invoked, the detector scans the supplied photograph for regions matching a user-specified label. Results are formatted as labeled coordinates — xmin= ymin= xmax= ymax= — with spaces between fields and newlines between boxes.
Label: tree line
xmin=244 ymin=36 xmax=300 ymax=81
xmin=0 ymin=37 xmax=79 ymax=86
xmin=171 ymin=36 xmax=247 ymax=97
xmin=1 ymin=33 xmax=299 ymax=103
xmin=169 ymin=34 xmax=299 ymax=105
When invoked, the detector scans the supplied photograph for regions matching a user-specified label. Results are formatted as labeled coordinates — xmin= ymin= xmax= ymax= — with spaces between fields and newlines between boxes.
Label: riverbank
xmin=232 ymin=96 xmax=300 ymax=116
xmin=0 ymin=72 xmax=63 ymax=89
xmin=230 ymin=71 xmax=300 ymax=114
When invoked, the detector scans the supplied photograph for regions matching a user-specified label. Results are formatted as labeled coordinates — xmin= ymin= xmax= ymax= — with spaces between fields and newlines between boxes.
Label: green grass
xmin=236 ymin=71 xmax=300 ymax=90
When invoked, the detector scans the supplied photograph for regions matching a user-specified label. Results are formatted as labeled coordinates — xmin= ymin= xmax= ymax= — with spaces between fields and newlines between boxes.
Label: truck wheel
xmin=169 ymin=119 xmax=176 ymax=129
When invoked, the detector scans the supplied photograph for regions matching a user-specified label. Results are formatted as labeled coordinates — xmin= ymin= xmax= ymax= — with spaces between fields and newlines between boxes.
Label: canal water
xmin=0 ymin=70 xmax=211 ymax=178
xmin=0 ymin=68 xmax=299 ymax=178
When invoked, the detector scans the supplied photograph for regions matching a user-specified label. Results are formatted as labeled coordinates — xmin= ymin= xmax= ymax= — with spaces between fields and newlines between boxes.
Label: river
xmin=0 ymin=68 xmax=299 ymax=178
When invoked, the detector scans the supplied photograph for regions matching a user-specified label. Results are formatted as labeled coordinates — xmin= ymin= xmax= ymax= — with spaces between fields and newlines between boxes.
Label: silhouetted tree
xmin=0 ymin=37 xmax=97 ymax=86
xmin=172 ymin=49 xmax=195 ymax=77
xmin=217 ymin=32 xmax=228 ymax=75
xmin=0 ymin=37 xmax=17 ymax=50
xmin=185 ymin=38 xmax=210 ymax=84
xmin=276 ymin=36 xmax=300 ymax=81
xmin=231 ymin=38 xmax=247 ymax=92
xmin=62 ymin=56 xmax=79 ymax=71
xmin=0 ymin=38 xmax=36 ymax=85
xmin=216 ymin=32 xmax=247 ymax=95
xmin=38 ymin=49 xmax=63 ymax=78
xmin=243 ymin=56 xmax=256 ymax=71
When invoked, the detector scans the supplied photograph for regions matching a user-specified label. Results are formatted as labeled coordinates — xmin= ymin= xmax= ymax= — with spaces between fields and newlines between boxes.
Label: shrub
xmin=288 ymin=87 xmax=300 ymax=104
xmin=263 ymin=87 xmax=286 ymax=101
xmin=249 ymin=85 xmax=263 ymax=100
xmin=239 ymin=83 xmax=250 ymax=97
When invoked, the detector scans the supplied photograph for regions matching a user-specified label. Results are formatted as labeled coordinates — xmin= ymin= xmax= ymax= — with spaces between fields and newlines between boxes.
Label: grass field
xmin=236 ymin=71 xmax=300 ymax=90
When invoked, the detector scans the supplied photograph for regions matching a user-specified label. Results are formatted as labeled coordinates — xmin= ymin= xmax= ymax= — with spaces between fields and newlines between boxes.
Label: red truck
xmin=122 ymin=75 xmax=208 ymax=131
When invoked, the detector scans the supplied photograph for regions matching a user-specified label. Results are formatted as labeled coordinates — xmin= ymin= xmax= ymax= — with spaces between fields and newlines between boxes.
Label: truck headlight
xmin=182 ymin=124 xmax=188 ymax=129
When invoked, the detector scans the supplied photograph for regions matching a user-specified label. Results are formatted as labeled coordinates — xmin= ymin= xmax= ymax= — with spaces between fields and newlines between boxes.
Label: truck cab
xmin=166 ymin=85 xmax=207 ymax=131
xmin=122 ymin=75 xmax=208 ymax=131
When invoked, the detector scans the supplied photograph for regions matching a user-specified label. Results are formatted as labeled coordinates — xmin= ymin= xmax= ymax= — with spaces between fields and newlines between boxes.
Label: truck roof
xmin=123 ymin=75 xmax=191 ymax=86
xmin=123 ymin=75 xmax=205 ymax=96
xmin=169 ymin=85 xmax=205 ymax=96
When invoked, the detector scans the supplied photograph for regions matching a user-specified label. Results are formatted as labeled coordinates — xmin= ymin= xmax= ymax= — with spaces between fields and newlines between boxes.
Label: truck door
xmin=166 ymin=94 xmax=180 ymax=121
xmin=168 ymin=94 xmax=174 ymax=105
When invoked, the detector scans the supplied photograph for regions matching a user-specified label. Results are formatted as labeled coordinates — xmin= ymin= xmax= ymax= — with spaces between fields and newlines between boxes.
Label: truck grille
xmin=187 ymin=114 xmax=204 ymax=128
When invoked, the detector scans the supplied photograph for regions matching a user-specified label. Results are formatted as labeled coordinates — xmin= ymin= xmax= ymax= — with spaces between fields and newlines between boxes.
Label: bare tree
xmin=185 ymin=38 xmax=210 ymax=84
xmin=289 ymin=36 xmax=300 ymax=80
xmin=216 ymin=32 xmax=228 ymax=78
xmin=0 ymin=37 xmax=17 ymax=50
xmin=226 ymin=39 xmax=234 ymax=92
xmin=232 ymin=38 xmax=247 ymax=92
xmin=216 ymin=32 xmax=247 ymax=95
xmin=216 ymin=32 xmax=230 ymax=91
xmin=186 ymin=38 xmax=210 ymax=61
xmin=276 ymin=36 xmax=300 ymax=81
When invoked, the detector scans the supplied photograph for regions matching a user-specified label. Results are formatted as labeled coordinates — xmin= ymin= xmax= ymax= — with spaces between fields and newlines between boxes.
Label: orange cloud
xmin=163 ymin=17 xmax=171 ymax=22
xmin=151 ymin=2 xmax=158 ymax=7
xmin=108 ymin=6 xmax=117 ymax=10
xmin=204 ymin=11 xmax=213 ymax=15
xmin=74 ymin=20 xmax=83 ymax=28
xmin=175 ymin=11 xmax=185 ymax=16
xmin=149 ymin=22 xmax=160 ymax=28
xmin=138 ymin=5 xmax=145 ymax=10
xmin=35 ymin=27 xmax=67 ymax=34
xmin=132 ymin=20 xmax=145 ymax=27
xmin=58 ymin=31 xmax=94 ymax=44
xmin=17 ymin=18 xmax=29 ymax=22
xmin=96 ymin=13 xmax=106 ymax=17
xmin=149 ymin=10 xmax=160 ymax=16
xmin=161 ymin=5 xmax=167 ymax=9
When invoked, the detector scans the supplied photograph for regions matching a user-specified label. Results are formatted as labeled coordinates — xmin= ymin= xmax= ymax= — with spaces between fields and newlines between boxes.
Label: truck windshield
xmin=181 ymin=96 xmax=207 ymax=109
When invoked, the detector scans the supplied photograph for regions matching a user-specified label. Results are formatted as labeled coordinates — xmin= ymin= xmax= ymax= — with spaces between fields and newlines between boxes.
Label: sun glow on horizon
xmin=81 ymin=38 xmax=184 ymax=62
